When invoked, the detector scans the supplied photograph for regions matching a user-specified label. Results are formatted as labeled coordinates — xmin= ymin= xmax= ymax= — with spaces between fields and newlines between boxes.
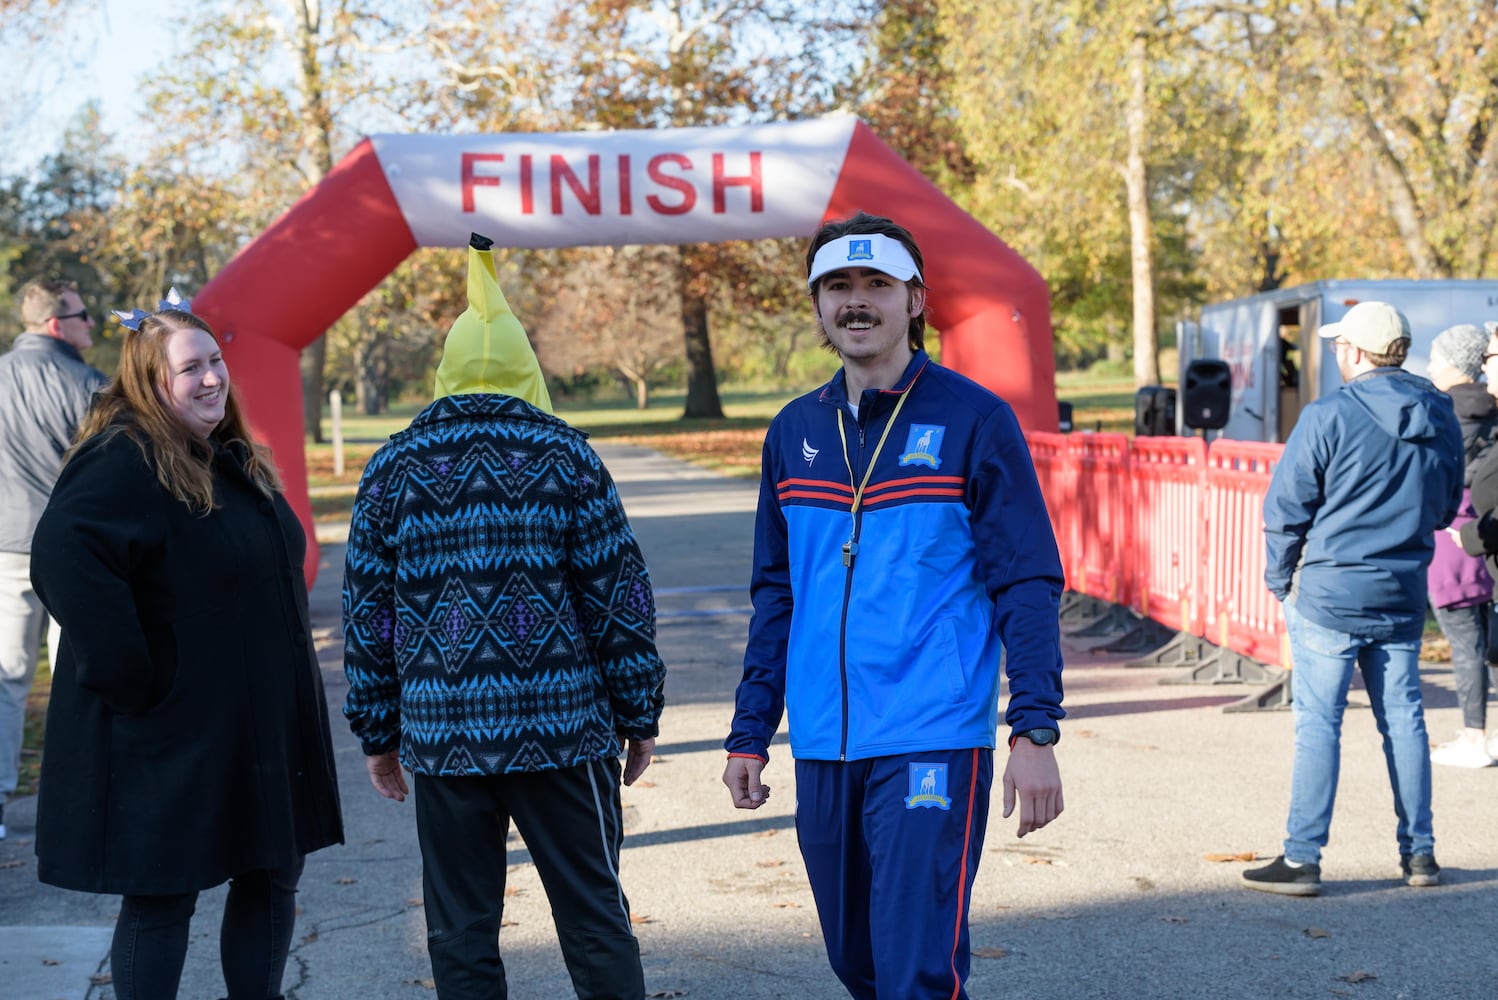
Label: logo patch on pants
xmin=904 ymin=762 xmax=952 ymax=810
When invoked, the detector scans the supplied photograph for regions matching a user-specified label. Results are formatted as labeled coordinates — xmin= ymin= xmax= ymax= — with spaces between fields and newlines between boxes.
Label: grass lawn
xmin=308 ymin=378 xmax=1143 ymax=500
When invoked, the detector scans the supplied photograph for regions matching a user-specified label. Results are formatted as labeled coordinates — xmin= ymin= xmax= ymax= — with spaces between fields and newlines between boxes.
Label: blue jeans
xmin=1283 ymin=601 xmax=1433 ymax=865
xmin=1430 ymin=601 xmax=1495 ymax=730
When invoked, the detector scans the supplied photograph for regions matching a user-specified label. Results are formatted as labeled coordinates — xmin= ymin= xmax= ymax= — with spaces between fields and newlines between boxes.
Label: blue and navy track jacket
xmin=726 ymin=351 xmax=1065 ymax=763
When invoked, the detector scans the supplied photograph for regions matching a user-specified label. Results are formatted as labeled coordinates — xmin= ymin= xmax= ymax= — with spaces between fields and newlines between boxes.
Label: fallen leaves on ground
xmin=1305 ymin=927 xmax=1331 ymax=939
xmin=1203 ymin=852 xmax=1259 ymax=863
xmin=630 ymin=912 xmax=657 ymax=924
xmin=647 ymin=990 xmax=689 ymax=998
xmin=1336 ymin=971 xmax=1377 ymax=984
xmin=973 ymin=947 xmax=1008 ymax=959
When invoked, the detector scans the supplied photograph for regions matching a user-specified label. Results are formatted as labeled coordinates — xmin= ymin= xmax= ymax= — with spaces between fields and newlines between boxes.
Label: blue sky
xmin=3 ymin=0 xmax=176 ymax=173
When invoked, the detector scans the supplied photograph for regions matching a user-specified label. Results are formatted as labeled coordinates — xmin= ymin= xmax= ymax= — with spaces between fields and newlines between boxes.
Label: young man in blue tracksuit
xmin=723 ymin=212 xmax=1066 ymax=999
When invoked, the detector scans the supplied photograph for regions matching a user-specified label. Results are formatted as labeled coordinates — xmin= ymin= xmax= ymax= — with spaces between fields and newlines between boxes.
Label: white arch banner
xmin=370 ymin=118 xmax=856 ymax=249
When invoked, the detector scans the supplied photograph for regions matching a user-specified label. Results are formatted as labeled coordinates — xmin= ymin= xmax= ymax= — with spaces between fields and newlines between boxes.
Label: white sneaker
xmin=1489 ymin=732 xmax=1498 ymax=760
xmin=1430 ymin=731 xmax=1496 ymax=768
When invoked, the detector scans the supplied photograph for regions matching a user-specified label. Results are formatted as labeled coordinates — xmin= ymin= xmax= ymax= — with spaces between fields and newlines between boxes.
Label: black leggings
xmin=110 ymin=857 xmax=305 ymax=1000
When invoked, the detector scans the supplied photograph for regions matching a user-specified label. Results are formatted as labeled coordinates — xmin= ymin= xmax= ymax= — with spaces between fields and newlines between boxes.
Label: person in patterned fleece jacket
xmin=342 ymin=234 xmax=665 ymax=1000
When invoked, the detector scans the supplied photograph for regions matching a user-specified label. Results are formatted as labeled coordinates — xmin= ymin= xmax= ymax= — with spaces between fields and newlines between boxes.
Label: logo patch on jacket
xmin=904 ymin=761 xmax=952 ymax=810
xmin=899 ymin=424 xmax=945 ymax=469
xmin=802 ymin=437 xmax=820 ymax=465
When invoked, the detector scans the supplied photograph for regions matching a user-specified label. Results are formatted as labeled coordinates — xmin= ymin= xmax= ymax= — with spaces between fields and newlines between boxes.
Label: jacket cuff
xmin=1459 ymin=519 xmax=1485 ymax=557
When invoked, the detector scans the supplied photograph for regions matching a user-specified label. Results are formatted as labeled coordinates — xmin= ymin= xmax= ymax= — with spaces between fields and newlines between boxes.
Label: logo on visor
xmin=846 ymin=239 xmax=874 ymax=262
xmin=905 ymin=762 xmax=952 ymax=810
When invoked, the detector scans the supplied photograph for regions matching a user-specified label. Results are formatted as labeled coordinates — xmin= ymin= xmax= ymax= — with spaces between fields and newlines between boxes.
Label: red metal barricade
xmin=1070 ymin=434 xmax=1133 ymax=606
xmin=1025 ymin=431 xmax=1077 ymax=591
xmin=1128 ymin=437 xmax=1208 ymax=636
xmin=1203 ymin=440 xmax=1288 ymax=668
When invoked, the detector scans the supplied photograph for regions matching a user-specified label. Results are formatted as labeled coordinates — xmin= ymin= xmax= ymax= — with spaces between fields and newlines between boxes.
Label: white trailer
xmin=1178 ymin=279 xmax=1498 ymax=442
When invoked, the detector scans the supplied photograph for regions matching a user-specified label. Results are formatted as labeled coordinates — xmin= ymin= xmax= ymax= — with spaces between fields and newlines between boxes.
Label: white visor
xmin=807 ymin=233 xmax=923 ymax=289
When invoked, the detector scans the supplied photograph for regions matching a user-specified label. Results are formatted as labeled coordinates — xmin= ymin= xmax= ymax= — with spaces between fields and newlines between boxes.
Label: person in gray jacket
xmin=1245 ymin=301 xmax=1463 ymax=896
xmin=0 ymin=279 xmax=105 ymax=839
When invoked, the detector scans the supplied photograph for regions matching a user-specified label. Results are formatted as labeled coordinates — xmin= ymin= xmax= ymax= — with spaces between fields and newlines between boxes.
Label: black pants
xmin=110 ymin=857 xmax=304 ymax=1000
xmin=414 ymin=761 xmax=644 ymax=1000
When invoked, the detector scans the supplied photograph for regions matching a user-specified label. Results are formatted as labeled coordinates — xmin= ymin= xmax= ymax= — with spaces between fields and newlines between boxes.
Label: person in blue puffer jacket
xmin=722 ymin=212 xmax=1065 ymax=1000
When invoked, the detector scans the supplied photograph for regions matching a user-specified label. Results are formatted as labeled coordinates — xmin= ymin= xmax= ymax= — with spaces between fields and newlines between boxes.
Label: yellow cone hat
xmin=433 ymin=233 xmax=553 ymax=413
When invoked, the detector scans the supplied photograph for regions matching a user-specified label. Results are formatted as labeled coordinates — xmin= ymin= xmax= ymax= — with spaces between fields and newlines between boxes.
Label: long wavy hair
xmin=71 ymin=309 xmax=281 ymax=512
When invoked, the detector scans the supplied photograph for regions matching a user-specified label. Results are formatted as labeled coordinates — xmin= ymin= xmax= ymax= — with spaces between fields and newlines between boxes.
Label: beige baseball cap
xmin=1317 ymin=301 xmax=1411 ymax=355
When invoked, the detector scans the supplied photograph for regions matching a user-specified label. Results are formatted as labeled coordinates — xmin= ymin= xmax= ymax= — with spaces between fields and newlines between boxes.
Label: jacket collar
xmin=12 ymin=332 xmax=86 ymax=364
xmin=818 ymin=350 xmax=931 ymax=410
xmin=402 ymin=392 xmax=576 ymax=438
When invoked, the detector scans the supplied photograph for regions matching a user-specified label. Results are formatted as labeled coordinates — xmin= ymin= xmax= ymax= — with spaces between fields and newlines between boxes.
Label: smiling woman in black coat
xmin=29 ymin=302 xmax=343 ymax=1000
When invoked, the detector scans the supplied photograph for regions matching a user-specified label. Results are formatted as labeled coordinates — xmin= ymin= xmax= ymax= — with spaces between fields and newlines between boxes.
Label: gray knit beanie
xmin=1430 ymin=323 xmax=1487 ymax=382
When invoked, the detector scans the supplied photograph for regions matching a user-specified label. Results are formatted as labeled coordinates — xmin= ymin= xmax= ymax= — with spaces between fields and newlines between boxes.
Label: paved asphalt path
xmin=2 ymin=441 xmax=1495 ymax=999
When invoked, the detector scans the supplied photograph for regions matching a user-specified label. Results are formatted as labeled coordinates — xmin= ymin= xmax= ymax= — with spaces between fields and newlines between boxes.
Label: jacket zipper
xmin=838 ymin=419 xmax=867 ymax=762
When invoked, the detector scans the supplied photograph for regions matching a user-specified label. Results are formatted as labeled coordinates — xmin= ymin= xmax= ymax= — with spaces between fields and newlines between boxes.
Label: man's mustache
xmin=837 ymin=310 xmax=880 ymax=328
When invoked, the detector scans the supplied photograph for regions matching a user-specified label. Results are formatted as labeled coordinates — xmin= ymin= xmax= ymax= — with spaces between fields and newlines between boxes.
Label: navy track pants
xmin=795 ymin=748 xmax=993 ymax=999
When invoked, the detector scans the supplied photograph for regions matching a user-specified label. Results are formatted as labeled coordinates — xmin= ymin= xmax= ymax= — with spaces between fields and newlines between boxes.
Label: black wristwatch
xmin=1010 ymin=727 xmax=1059 ymax=749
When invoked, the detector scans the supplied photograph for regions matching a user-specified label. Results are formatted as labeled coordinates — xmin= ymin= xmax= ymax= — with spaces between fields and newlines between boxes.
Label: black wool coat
xmin=29 ymin=428 xmax=344 ymax=894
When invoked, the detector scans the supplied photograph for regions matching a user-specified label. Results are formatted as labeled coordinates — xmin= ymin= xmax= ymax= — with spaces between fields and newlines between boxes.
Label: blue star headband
xmin=112 ymin=287 xmax=193 ymax=331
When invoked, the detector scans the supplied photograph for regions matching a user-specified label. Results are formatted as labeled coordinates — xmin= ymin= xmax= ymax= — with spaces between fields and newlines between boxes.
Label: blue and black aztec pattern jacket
xmin=342 ymin=394 xmax=665 ymax=775
xmin=727 ymin=350 xmax=1065 ymax=763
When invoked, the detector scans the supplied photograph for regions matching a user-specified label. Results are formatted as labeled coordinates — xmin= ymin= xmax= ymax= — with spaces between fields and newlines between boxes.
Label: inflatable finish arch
xmin=192 ymin=117 xmax=1056 ymax=582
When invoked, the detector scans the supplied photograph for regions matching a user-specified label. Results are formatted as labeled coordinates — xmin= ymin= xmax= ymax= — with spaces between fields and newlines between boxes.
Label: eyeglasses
xmin=1483 ymin=352 xmax=1498 ymax=363
xmin=53 ymin=309 xmax=90 ymax=323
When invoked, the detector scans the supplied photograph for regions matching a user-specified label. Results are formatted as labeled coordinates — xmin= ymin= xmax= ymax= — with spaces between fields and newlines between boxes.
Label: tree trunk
xmin=355 ymin=334 xmax=386 ymax=416
xmin=301 ymin=336 xmax=329 ymax=439
xmin=679 ymin=250 xmax=724 ymax=419
xmin=635 ymin=376 xmax=649 ymax=410
xmin=291 ymin=0 xmax=336 ymax=440
xmin=1125 ymin=31 xmax=1159 ymax=388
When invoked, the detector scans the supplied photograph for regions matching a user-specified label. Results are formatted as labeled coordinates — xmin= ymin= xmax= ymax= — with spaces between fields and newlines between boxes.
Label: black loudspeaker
xmin=1181 ymin=359 xmax=1231 ymax=430
xmin=1134 ymin=385 xmax=1177 ymax=436
xmin=1058 ymin=400 xmax=1075 ymax=433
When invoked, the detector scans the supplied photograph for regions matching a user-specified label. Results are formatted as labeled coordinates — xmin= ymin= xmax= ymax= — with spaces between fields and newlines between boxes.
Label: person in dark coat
xmin=29 ymin=296 xmax=344 ymax=1000
xmin=1424 ymin=324 xmax=1498 ymax=768
xmin=1454 ymin=322 xmax=1498 ymax=765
